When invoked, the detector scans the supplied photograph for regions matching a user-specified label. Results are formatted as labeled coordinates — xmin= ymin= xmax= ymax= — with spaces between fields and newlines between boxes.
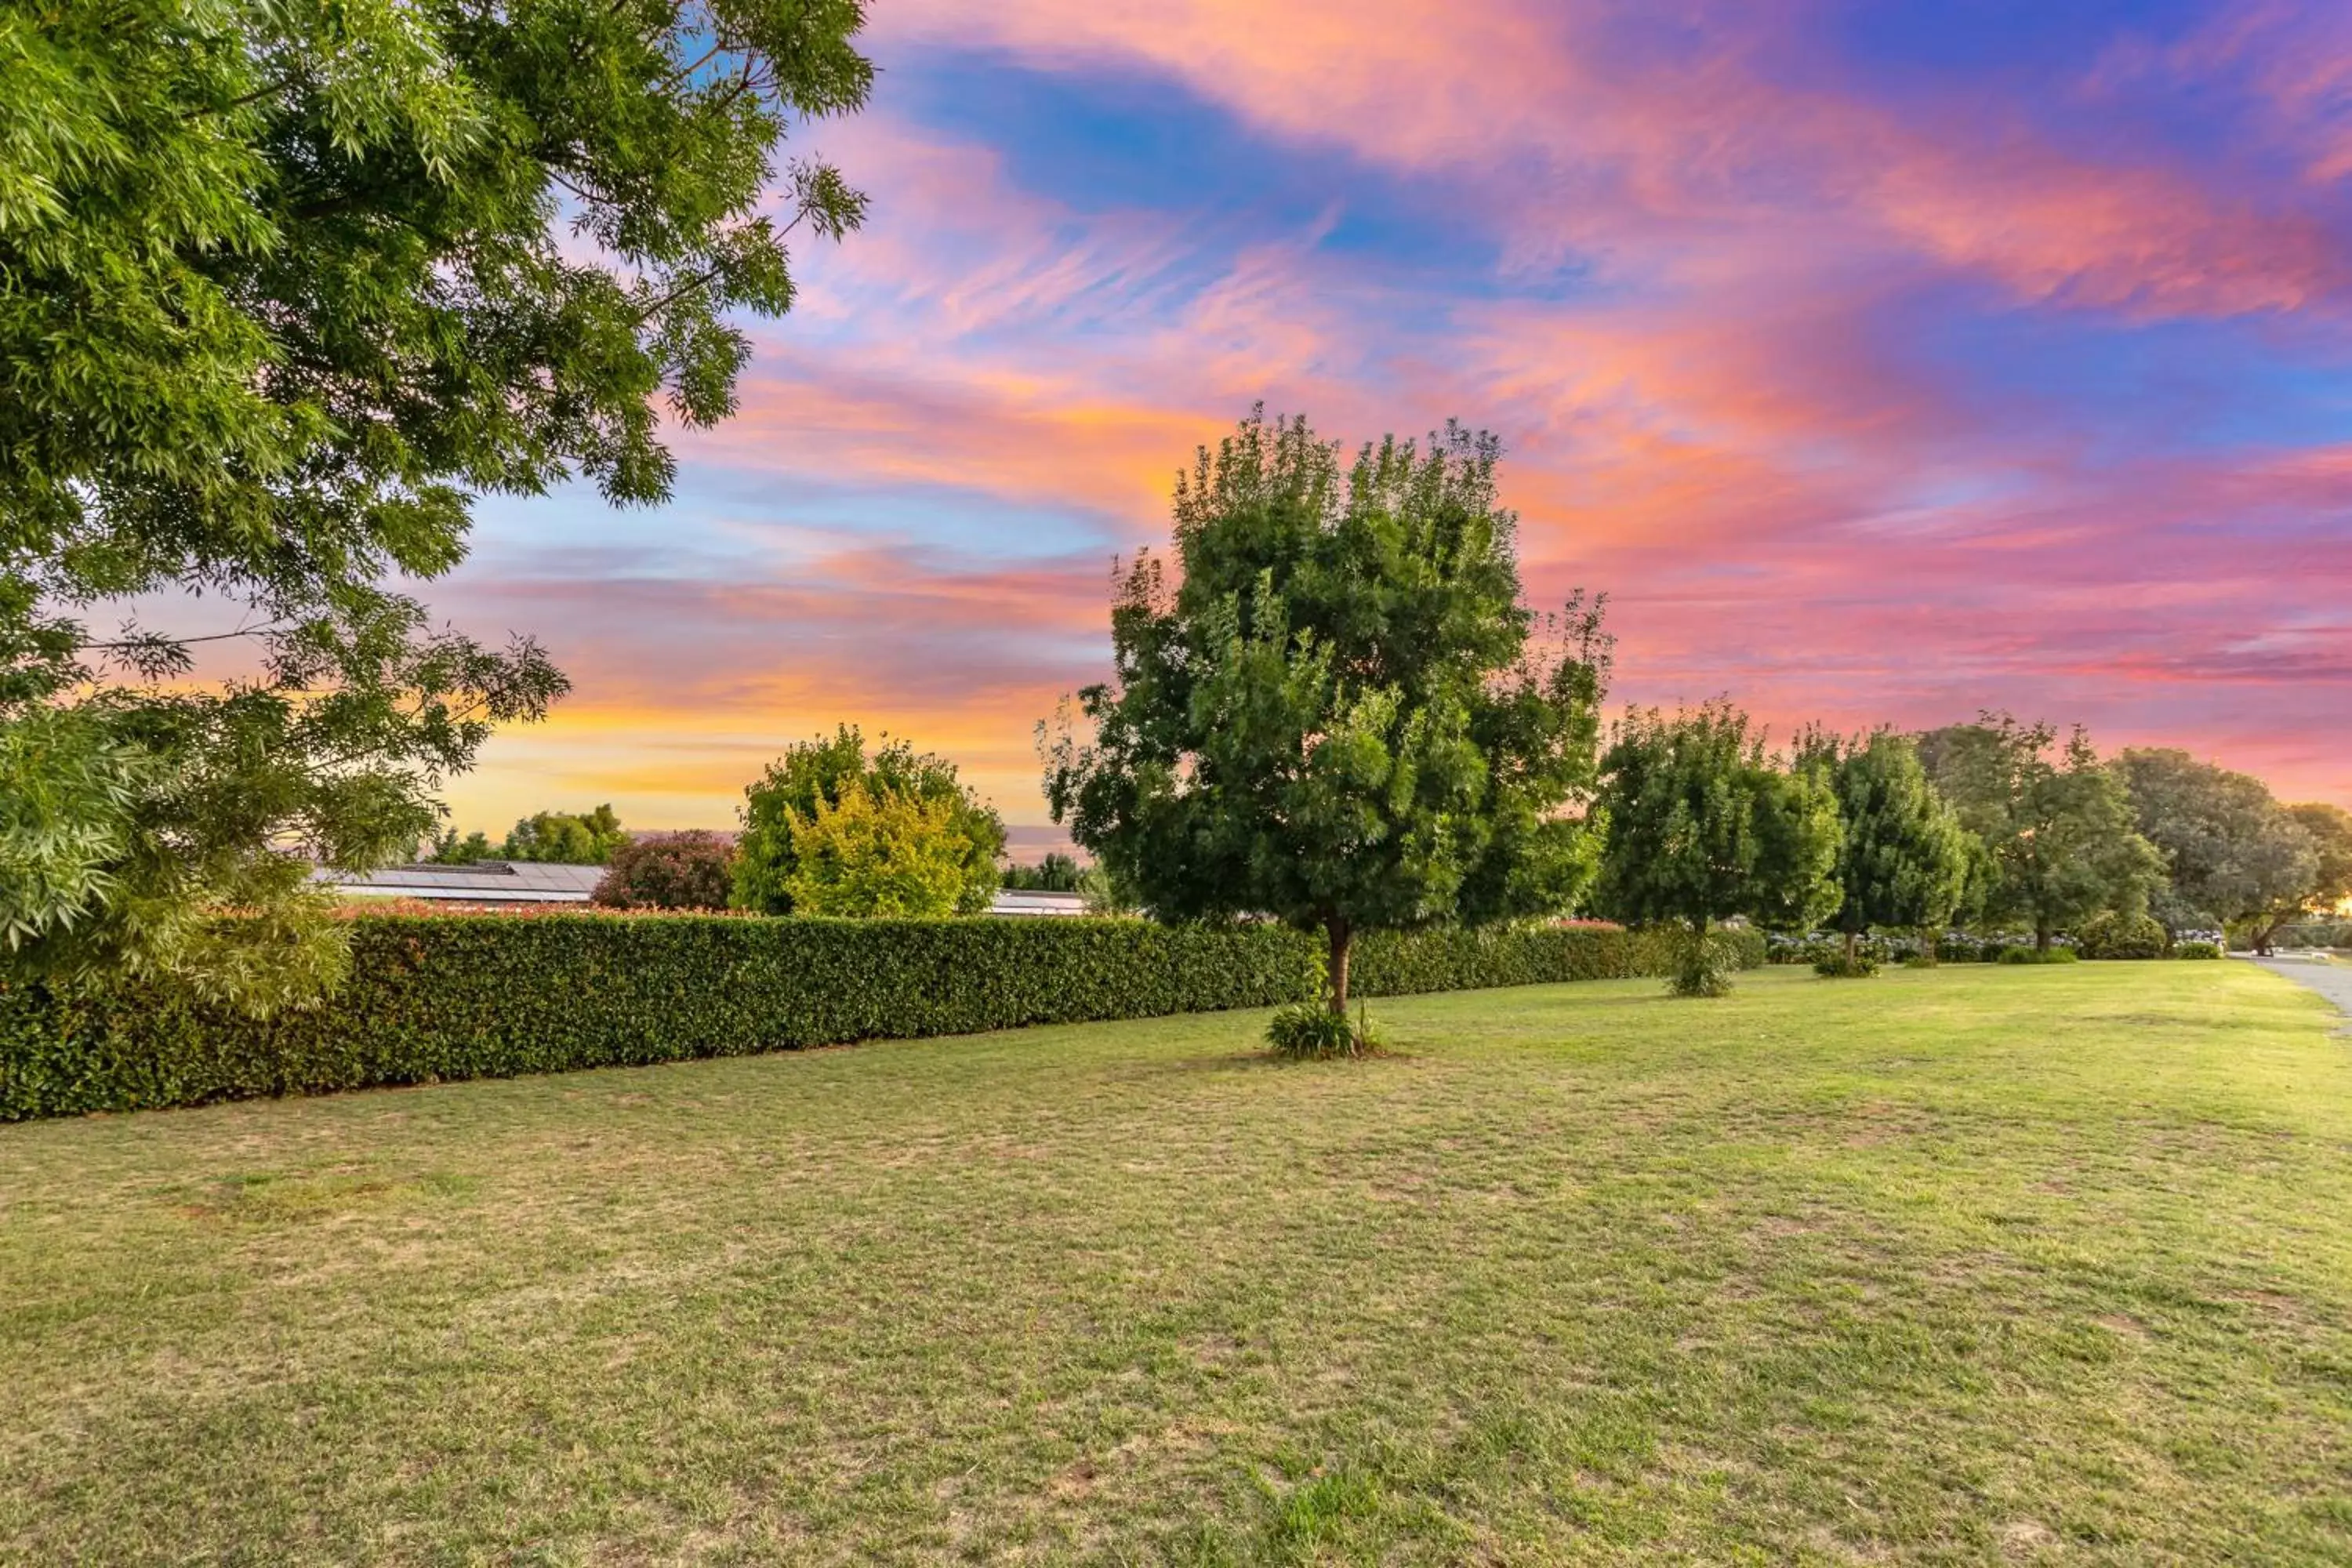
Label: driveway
xmin=2249 ymin=954 xmax=2352 ymax=1025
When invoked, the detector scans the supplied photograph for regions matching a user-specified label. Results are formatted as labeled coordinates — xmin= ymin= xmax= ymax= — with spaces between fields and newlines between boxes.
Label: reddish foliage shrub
xmin=591 ymin=832 xmax=735 ymax=910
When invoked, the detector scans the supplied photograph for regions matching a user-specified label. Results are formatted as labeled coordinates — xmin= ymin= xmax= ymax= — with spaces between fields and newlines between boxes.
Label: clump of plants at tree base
xmin=1265 ymin=1001 xmax=1379 ymax=1060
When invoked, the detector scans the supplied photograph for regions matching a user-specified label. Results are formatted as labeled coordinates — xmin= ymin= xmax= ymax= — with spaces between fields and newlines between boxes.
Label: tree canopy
xmin=2113 ymin=749 xmax=2314 ymax=935
xmin=1918 ymin=715 xmax=2161 ymax=949
xmin=1044 ymin=410 xmax=1610 ymax=1016
xmin=1 ymin=0 xmax=870 ymax=1004
xmin=1798 ymin=728 xmax=1972 ymax=959
xmin=1001 ymin=852 xmax=1083 ymax=893
xmin=2243 ymin=802 xmax=2352 ymax=952
xmin=1592 ymin=702 xmax=1840 ymax=991
xmin=734 ymin=725 xmax=1004 ymax=916
xmin=499 ymin=805 xmax=629 ymax=866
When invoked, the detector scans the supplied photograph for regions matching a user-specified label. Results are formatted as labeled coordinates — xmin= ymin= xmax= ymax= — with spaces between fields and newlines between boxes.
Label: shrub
xmin=1813 ymin=953 xmax=1881 ymax=978
xmin=735 ymin=726 xmax=1003 ymax=917
xmin=1997 ymin=945 xmax=2080 ymax=964
xmin=2074 ymin=911 xmax=2169 ymax=960
xmin=591 ymin=832 xmax=734 ymax=910
xmin=1900 ymin=953 xmax=1938 ymax=969
xmin=0 ymin=916 xmax=1764 ymax=1120
xmin=2173 ymin=941 xmax=2222 ymax=960
xmin=1265 ymin=1003 xmax=1367 ymax=1060
xmin=782 ymin=788 xmax=973 ymax=918
xmin=1671 ymin=931 xmax=1739 ymax=997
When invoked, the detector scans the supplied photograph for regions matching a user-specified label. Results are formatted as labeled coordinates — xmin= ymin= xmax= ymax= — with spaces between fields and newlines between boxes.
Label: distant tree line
xmin=1045 ymin=408 xmax=2352 ymax=1039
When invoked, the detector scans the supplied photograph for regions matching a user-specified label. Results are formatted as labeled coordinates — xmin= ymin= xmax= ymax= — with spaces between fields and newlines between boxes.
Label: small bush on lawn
xmin=1813 ymin=953 xmax=1881 ymax=978
xmin=590 ymin=833 xmax=735 ymax=910
xmin=2173 ymin=941 xmax=2222 ymax=960
xmin=1900 ymin=954 xmax=1939 ymax=969
xmin=1266 ymin=1003 xmax=1372 ymax=1060
xmin=1672 ymin=932 xmax=1739 ymax=997
xmin=2075 ymin=911 xmax=2170 ymax=960
xmin=1998 ymin=946 xmax=2080 ymax=964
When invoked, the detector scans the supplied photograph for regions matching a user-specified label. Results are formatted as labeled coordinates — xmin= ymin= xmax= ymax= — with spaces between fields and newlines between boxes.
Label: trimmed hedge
xmin=0 ymin=916 xmax=1761 ymax=1120
xmin=1350 ymin=924 xmax=1762 ymax=996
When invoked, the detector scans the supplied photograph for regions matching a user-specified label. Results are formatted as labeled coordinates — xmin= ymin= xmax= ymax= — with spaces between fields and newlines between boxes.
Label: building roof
xmin=314 ymin=862 xmax=606 ymax=904
xmin=989 ymin=890 xmax=1090 ymax=916
xmin=316 ymin=864 xmax=1093 ymax=916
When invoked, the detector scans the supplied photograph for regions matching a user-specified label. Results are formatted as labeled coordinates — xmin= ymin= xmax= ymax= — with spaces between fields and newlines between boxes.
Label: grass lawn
xmin=3 ymin=964 xmax=2349 ymax=1565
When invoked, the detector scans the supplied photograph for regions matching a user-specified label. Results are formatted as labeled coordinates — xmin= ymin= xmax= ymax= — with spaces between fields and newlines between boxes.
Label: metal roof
xmin=314 ymin=865 xmax=1093 ymax=916
xmin=313 ymin=862 xmax=606 ymax=903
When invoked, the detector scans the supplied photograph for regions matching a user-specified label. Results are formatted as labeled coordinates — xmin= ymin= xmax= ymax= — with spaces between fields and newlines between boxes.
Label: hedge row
xmin=1352 ymin=924 xmax=1762 ymax=996
xmin=0 ymin=916 xmax=1762 ymax=1121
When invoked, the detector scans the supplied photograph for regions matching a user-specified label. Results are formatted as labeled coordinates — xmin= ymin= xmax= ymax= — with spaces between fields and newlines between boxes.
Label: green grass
xmin=2 ymin=964 xmax=2349 ymax=1565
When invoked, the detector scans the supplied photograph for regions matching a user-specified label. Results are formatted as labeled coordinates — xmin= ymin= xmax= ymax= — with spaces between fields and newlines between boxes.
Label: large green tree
xmin=733 ymin=725 xmax=1004 ymax=916
xmin=1 ymin=0 xmax=870 ymax=1005
xmin=1917 ymin=715 xmax=2161 ymax=950
xmin=1592 ymin=702 xmax=1841 ymax=993
xmin=1043 ymin=411 xmax=1610 ymax=1017
xmin=2114 ymin=748 xmax=2314 ymax=935
xmin=1797 ymin=728 xmax=1972 ymax=963
xmin=2245 ymin=802 xmax=2352 ymax=953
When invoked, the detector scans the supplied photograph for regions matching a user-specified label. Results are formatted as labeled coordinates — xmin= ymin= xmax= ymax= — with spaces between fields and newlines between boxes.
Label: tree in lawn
xmin=1041 ymin=411 xmax=1610 ymax=1025
xmin=1917 ymin=715 xmax=2161 ymax=951
xmin=1795 ymin=728 xmax=1972 ymax=969
xmin=733 ymin=725 xmax=1004 ymax=916
xmin=2113 ymin=749 xmax=2315 ymax=938
xmin=1592 ymin=702 xmax=1842 ymax=995
xmin=1 ymin=1 xmax=871 ymax=1007
xmin=2241 ymin=802 xmax=2352 ymax=953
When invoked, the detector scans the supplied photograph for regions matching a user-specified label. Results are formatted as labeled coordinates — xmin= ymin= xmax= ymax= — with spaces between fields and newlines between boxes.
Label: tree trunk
xmin=1327 ymin=917 xmax=1353 ymax=1016
xmin=2035 ymin=919 xmax=2052 ymax=953
xmin=2252 ymin=910 xmax=2287 ymax=956
xmin=1843 ymin=928 xmax=1859 ymax=964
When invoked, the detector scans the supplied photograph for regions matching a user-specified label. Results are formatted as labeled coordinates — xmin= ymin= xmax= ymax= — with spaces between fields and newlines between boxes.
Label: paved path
xmin=2248 ymin=955 xmax=2352 ymax=1025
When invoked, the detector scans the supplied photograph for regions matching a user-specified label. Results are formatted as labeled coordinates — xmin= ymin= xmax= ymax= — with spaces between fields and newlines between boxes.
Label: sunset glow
xmin=436 ymin=0 xmax=2352 ymax=836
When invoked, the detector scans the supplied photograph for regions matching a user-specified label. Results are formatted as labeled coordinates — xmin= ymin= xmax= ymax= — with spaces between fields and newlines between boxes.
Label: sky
xmin=435 ymin=0 xmax=2352 ymax=842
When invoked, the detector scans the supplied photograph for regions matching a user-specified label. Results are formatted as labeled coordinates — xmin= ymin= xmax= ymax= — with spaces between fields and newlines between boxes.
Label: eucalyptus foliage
xmin=1 ymin=0 xmax=870 ymax=1004
xmin=1043 ymin=411 xmax=1611 ymax=1016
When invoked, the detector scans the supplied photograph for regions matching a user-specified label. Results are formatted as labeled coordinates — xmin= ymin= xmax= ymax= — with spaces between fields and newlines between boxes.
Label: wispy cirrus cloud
xmin=436 ymin=1 xmax=2352 ymax=834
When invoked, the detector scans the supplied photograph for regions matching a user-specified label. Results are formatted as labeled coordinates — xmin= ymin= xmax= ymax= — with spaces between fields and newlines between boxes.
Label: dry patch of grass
xmin=3 ymin=964 xmax=2350 ymax=1563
